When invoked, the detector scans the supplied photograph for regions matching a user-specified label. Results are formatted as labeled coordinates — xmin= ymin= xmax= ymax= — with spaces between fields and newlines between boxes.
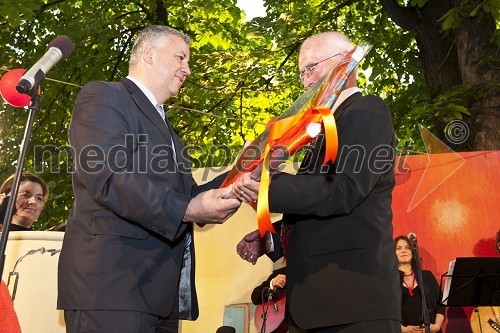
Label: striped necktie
xmin=156 ymin=104 xmax=177 ymax=164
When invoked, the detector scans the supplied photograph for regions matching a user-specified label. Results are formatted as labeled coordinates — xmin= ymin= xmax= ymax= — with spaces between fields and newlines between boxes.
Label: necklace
xmin=403 ymin=271 xmax=415 ymax=296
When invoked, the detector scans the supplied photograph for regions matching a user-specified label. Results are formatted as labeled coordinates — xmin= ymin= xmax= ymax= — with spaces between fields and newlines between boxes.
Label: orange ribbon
xmin=255 ymin=105 xmax=338 ymax=236
xmin=220 ymin=107 xmax=339 ymax=237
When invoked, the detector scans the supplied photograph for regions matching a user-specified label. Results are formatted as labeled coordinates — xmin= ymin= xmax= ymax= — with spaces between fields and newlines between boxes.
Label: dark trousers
xmin=64 ymin=309 xmax=179 ymax=333
xmin=306 ymin=319 xmax=401 ymax=333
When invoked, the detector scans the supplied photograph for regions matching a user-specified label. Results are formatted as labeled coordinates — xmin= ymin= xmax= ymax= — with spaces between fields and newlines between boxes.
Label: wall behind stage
xmin=392 ymin=150 xmax=500 ymax=332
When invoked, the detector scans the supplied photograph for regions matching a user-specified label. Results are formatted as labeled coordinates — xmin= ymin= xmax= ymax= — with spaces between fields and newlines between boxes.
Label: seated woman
xmin=395 ymin=235 xmax=445 ymax=333
xmin=0 ymin=172 xmax=48 ymax=231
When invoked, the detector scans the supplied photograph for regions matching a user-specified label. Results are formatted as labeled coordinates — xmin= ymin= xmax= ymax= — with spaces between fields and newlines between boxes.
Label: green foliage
xmin=0 ymin=0 xmax=496 ymax=229
xmin=411 ymin=0 xmax=429 ymax=8
xmin=439 ymin=0 xmax=500 ymax=31
xmin=439 ymin=7 xmax=466 ymax=30
xmin=472 ymin=0 xmax=500 ymax=20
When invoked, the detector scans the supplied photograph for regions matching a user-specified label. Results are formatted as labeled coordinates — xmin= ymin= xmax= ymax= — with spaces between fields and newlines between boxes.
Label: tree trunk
xmin=454 ymin=5 xmax=500 ymax=150
xmin=380 ymin=0 xmax=499 ymax=151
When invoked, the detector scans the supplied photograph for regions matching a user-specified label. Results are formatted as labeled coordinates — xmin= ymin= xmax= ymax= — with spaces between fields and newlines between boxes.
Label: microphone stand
xmin=0 ymin=92 xmax=41 ymax=279
xmin=411 ymin=237 xmax=431 ymax=333
xmin=259 ymin=287 xmax=274 ymax=333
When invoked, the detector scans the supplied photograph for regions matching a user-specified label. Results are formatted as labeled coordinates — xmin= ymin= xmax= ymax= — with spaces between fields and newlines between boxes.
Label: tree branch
xmin=318 ymin=0 xmax=357 ymax=23
xmin=379 ymin=0 xmax=419 ymax=31
xmin=264 ymin=41 xmax=301 ymax=88
xmin=135 ymin=2 xmax=154 ymax=22
xmin=23 ymin=0 xmax=68 ymax=54
xmin=155 ymin=0 xmax=169 ymax=25
xmin=109 ymin=30 xmax=137 ymax=81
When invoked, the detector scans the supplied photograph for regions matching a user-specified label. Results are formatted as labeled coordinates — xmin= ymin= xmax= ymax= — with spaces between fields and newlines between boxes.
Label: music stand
xmin=440 ymin=257 xmax=500 ymax=307
xmin=440 ymin=257 xmax=500 ymax=333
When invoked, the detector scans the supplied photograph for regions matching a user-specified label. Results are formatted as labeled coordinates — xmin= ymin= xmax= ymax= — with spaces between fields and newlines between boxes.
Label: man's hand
xmin=236 ymin=229 xmax=272 ymax=265
xmin=184 ymin=186 xmax=241 ymax=224
xmin=232 ymin=172 xmax=260 ymax=203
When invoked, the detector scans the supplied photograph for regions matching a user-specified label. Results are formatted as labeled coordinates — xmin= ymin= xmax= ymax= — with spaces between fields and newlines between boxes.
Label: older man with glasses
xmin=299 ymin=52 xmax=341 ymax=83
xmin=235 ymin=31 xmax=401 ymax=333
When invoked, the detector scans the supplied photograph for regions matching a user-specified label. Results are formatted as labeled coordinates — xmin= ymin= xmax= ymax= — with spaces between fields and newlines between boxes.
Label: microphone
xmin=408 ymin=232 xmax=417 ymax=246
xmin=16 ymin=35 xmax=74 ymax=95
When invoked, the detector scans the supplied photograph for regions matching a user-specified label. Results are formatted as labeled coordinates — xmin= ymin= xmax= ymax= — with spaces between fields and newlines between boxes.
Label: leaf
xmin=417 ymin=0 xmax=428 ymax=8
xmin=482 ymin=0 xmax=500 ymax=20
xmin=439 ymin=8 xmax=461 ymax=30
xmin=470 ymin=3 xmax=483 ymax=17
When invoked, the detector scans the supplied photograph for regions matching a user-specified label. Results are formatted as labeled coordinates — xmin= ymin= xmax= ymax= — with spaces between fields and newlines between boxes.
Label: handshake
xmin=183 ymin=172 xmax=260 ymax=225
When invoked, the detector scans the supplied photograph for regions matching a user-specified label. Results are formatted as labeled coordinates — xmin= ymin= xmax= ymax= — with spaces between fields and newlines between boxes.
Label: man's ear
xmin=143 ymin=44 xmax=154 ymax=64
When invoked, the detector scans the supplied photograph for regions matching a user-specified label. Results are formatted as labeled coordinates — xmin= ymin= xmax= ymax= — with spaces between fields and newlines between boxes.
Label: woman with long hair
xmin=395 ymin=235 xmax=445 ymax=333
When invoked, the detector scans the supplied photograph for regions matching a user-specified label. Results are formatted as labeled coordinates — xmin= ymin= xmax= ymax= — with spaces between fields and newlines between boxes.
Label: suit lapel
xmin=162 ymin=115 xmax=194 ymax=194
xmin=120 ymin=78 xmax=193 ymax=193
xmin=333 ymin=91 xmax=361 ymax=121
xmin=120 ymin=78 xmax=174 ymax=143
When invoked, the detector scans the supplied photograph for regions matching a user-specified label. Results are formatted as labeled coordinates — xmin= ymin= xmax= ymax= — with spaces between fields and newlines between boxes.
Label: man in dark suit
xmin=234 ymin=31 xmax=401 ymax=332
xmin=57 ymin=26 xmax=241 ymax=333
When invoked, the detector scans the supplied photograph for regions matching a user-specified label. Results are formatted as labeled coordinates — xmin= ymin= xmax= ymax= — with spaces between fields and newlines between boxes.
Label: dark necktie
xmin=157 ymin=104 xmax=178 ymax=164
xmin=280 ymin=222 xmax=291 ymax=258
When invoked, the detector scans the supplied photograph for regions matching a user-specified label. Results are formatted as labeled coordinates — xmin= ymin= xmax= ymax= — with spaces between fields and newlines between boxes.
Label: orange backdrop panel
xmin=392 ymin=150 xmax=499 ymax=332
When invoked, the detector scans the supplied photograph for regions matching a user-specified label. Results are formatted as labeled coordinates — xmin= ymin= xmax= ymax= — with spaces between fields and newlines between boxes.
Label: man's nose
xmin=303 ymin=77 xmax=313 ymax=89
xmin=182 ymin=63 xmax=191 ymax=76
xmin=303 ymin=71 xmax=318 ymax=89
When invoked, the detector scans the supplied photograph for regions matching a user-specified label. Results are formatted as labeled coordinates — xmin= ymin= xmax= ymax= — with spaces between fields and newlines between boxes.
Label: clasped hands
xmin=183 ymin=172 xmax=260 ymax=225
xmin=401 ymin=324 xmax=439 ymax=333
xmin=184 ymin=172 xmax=269 ymax=265
xmin=227 ymin=172 xmax=260 ymax=203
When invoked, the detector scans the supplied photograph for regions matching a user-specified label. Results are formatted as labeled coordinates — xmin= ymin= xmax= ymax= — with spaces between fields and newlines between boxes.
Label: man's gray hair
xmin=129 ymin=25 xmax=191 ymax=67
xmin=301 ymin=31 xmax=353 ymax=53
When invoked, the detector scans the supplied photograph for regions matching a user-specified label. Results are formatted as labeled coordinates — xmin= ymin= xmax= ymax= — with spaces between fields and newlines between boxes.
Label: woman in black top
xmin=395 ymin=235 xmax=445 ymax=333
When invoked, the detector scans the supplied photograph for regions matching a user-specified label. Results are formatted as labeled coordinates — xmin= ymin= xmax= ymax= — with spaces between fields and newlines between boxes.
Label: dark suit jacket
xmin=57 ymin=78 xmax=224 ymax=319
xmin=266 ymin=92 xmax=401 ymax=328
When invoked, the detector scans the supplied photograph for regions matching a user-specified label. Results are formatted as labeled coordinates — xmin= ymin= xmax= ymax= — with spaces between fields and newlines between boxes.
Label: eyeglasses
xmin=299 ymin=53 xmax=341 ymax=81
